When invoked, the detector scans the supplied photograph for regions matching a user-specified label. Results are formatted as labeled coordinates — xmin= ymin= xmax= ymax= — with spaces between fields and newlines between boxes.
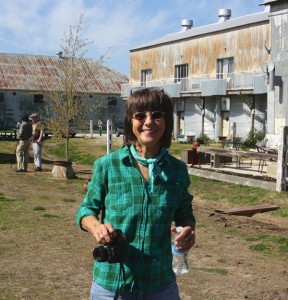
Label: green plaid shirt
xmin=76 ymin=145 xmax=195 ymax=293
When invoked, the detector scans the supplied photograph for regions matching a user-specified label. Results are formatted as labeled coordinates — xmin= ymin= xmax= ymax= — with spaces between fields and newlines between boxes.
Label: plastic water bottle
xmin=172 ymin=226 xmax=189 ymax=275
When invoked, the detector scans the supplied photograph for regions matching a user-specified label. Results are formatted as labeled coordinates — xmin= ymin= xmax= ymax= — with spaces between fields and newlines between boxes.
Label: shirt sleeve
xmin=76 ymin=158 xmax=107 ymax=230
xmin=173 ymin=162 xmax=196 ymax=226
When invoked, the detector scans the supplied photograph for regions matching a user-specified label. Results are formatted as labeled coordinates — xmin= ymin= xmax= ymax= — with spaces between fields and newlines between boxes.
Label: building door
xmin=176 ymin=112 xmax=185 ymax=135
xmin=221 ymin=111 xmax=230 ymax=136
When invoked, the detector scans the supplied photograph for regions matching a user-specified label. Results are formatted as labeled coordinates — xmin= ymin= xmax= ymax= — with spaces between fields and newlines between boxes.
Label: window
xmin=141 ymin=69 xmax=152 ymax=87
xmin=216 ymin=58 xmax=234 ymax=79
xmin=34 ymin=94 xmax=44 ymax=103
xmin=108 ymin=96 xmax=117 ymax=106
xmin=174 ymin=64 xmax=188 ymax=83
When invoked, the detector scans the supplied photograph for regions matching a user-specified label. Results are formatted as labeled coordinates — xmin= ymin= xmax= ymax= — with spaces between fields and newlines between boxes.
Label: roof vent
xmin=181 ymin=19 xmax=193 ymax=31
xmin=218 ymin=9 xmax=231 ymax=22
xmin=56 ymin=51 xmax=64 ymax=59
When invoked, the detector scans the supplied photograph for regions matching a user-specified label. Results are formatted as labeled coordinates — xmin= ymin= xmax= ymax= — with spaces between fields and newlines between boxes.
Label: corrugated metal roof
xmin=131 ymin=11 xmax=269 ymax=51
xmin=0 ymin=53 xmax=128 ymax=94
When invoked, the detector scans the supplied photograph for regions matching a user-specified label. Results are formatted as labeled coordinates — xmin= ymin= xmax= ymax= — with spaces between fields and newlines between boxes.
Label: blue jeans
xmin=90 ymin=279 xmax=180 ymax=300
xmin=32 ymin=142 xmax=42 ymax=168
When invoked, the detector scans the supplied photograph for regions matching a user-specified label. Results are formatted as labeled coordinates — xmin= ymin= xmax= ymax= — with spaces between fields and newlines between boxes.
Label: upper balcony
xmin=121 ymin=72 xmax=267 ymax=98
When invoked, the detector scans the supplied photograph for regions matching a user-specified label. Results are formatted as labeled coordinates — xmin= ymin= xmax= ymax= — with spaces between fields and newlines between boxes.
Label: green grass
xmin=2 ymin=138 xmax=288 ymax=219
xmin=271 ymin=206 xmax=288 ymax=218
xmin=191 ymin=175 xmax=268 ymax=204
xmin=169 ymin=142 xmax=192 ymax=156
xmin=217 ymin=258 xmax=226 ymax=263
xmin=246 ymin=234 xmax=288 ymax=256
xmin=42 ymin=213 xmax=59 ymax=218
xmin=44 ymin=137 xmax=109 ymax=164
xmin=196 ymin=267 xmax=229 ymax=276
xmin=62 ymin=198 xmax=76 ymax=203
xmin=190 ymin=175 xmax=288 ymax=219
xmin=33 ymin=206 xmax=47 ymax=211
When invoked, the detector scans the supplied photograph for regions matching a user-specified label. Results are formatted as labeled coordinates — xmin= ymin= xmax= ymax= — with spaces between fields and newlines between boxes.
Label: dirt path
xmin=0 ymin=158 xmax=287 ymax=300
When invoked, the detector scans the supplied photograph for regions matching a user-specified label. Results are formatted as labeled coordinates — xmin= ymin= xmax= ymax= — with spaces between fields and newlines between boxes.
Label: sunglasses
xmin=132 ymin=111 xmax=166 ymax=121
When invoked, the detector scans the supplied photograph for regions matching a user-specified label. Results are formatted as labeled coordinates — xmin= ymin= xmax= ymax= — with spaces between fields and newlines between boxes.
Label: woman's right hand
xmin=91 ymin=222 xmax=117 ymax=245
xmin=81 ymin=215 xmax=116 ymax=244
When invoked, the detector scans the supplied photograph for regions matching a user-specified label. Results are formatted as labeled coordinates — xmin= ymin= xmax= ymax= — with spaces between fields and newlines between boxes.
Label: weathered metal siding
xmin=184 ymin=97 xmax=215 ymax=139
xmin=184 ymin=99 xmax=202 ymax=135
xmin=228 ymin=95 xmax=266 ymax=138
xmin=0 ymin=90 xmax=126 ymax=128
xmin=254 ymin=95 xmax=267 ymax=132
xmin=130 ymin=22 xmax=270 ymax=83
xmin=270 ymin=4 xmax=288 ymax=122
xmin=203 ymin=98 xmax=216 ymax=138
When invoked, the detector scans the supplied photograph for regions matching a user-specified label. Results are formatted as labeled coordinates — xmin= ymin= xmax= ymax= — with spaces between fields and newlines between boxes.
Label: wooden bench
xmin=215 ymin=204 xmax=279 ymax=217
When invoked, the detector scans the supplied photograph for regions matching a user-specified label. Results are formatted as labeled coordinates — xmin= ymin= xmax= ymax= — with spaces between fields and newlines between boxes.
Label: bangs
xmin=129 ymin=96 xmax=164 ymax=113
xmin=128 ymin=88 xmax=167 ymax=115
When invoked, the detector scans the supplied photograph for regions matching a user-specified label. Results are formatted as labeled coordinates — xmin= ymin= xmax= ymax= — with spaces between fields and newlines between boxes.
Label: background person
xmin=29 ymin=113 xmax=44 ymax=172
xmin=16 ymin=114 xmax=32 ymax=172
xmin=191 ymin=139 xmax=200 ymax=167
xmin=76 ymin=88 xmax=196 ymax=299
xmin=98 ymin=118 xmax=103 ymax=136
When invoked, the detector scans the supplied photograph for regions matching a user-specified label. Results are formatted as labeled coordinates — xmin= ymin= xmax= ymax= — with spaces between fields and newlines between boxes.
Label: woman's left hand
xmin=171 ymin=225 xmax=196 ymax=252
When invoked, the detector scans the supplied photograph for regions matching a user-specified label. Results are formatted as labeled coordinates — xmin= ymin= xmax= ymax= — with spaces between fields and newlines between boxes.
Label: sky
xmin=0 ymin=0 xmax=268 ymax=76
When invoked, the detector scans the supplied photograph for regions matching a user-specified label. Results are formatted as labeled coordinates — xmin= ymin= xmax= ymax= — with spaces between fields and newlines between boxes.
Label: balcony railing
xmin=121 ymin=72 xmax=266 ymax=98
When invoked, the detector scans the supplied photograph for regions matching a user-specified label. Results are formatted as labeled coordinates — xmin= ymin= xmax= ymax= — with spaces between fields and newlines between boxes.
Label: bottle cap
xmin=176 ymin=226 xmax=183 ymax=233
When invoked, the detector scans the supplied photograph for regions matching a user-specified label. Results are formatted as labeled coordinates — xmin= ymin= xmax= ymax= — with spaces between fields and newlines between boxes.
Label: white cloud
xmin=0 ymin=0 xmax=266 ymax=75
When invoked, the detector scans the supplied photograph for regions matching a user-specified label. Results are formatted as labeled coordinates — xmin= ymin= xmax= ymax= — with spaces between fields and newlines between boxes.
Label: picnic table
xmin=198 ymin=147 xmax=278 ymax=169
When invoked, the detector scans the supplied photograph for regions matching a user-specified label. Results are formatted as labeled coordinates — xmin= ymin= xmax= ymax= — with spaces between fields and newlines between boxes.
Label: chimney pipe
xmin=218 ymin=9 xmax=231 ymax=22
xmin=181 ymin=19 xmax=193 ymax=31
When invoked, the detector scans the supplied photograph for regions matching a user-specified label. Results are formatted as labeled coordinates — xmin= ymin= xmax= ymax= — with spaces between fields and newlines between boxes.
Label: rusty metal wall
xmin=129 ymin=22 xmax=270 ymax=84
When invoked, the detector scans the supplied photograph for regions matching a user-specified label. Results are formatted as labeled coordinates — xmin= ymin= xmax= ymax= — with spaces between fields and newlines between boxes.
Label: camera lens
xmin=93 ymin=246 xmax=109 ymax=262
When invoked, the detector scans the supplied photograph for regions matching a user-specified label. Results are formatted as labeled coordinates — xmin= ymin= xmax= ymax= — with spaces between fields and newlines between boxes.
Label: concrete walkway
xmin=188 ymin=160 xmax=277 ymax=190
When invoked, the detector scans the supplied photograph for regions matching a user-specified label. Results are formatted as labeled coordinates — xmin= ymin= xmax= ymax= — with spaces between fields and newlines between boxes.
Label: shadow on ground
xmin=0 ymin=152 xmax=54 ymax=165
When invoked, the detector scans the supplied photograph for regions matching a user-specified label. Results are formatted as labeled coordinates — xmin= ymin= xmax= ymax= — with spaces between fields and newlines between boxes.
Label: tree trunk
xmin=51 ymin=160 xmax=76 ymax=179
xmin=65 ymin=137 xmax=69 ymax=162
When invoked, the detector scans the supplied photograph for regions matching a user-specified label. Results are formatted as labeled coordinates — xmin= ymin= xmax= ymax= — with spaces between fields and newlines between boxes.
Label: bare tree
xmin=44 ymin=13 xmax=105 ymax=162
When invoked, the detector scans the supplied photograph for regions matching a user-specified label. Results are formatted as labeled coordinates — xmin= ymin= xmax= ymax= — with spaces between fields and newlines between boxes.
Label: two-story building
xmin=0 ymin=53 xmax=128 ymax=129
xmin=122 ymin=5 xmax=275 ymax=142
xmin=260 ymin=0 xmax=288 ymax=147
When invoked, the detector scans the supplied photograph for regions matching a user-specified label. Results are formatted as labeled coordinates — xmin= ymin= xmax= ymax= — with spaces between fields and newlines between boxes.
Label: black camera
xmin=93 ymin=229 xmax=127 ymax=263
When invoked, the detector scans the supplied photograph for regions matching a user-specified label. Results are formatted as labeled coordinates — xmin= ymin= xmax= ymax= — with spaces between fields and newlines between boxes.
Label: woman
xmin=76 ymin=88 xmax=196 ymax=299
xmin=29 ymin=113 xmax=44 ymax=171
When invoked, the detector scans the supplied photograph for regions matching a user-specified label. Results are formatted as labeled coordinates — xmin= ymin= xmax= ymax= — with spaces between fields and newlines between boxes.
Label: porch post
xmin=276 ymin=126 xmax=288 ymax=192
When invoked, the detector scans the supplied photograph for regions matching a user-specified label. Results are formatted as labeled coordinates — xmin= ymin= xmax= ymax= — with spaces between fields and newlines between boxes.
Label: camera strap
xmin=114 ymin=262 xmax=126 ymax=300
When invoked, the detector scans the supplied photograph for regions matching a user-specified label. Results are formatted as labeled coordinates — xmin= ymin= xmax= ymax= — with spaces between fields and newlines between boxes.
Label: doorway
xmin=221 ymin=112 xmax=230 ymax=136
xmin=178 ymin=112 xmax=185 ymax=134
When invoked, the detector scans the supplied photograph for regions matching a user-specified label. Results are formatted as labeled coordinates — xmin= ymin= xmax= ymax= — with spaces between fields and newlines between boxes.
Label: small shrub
xmin=243 ymin=129 xmax=266 ymax=148
xmin=197 ymin=132 xmax=210 ymax=145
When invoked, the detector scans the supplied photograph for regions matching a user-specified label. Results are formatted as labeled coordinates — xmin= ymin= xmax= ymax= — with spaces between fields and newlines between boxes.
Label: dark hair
xmin=21 ymin=114 xmax=29 ymax=122
xmin=123 ymin=88 xmax=174 ymax=148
